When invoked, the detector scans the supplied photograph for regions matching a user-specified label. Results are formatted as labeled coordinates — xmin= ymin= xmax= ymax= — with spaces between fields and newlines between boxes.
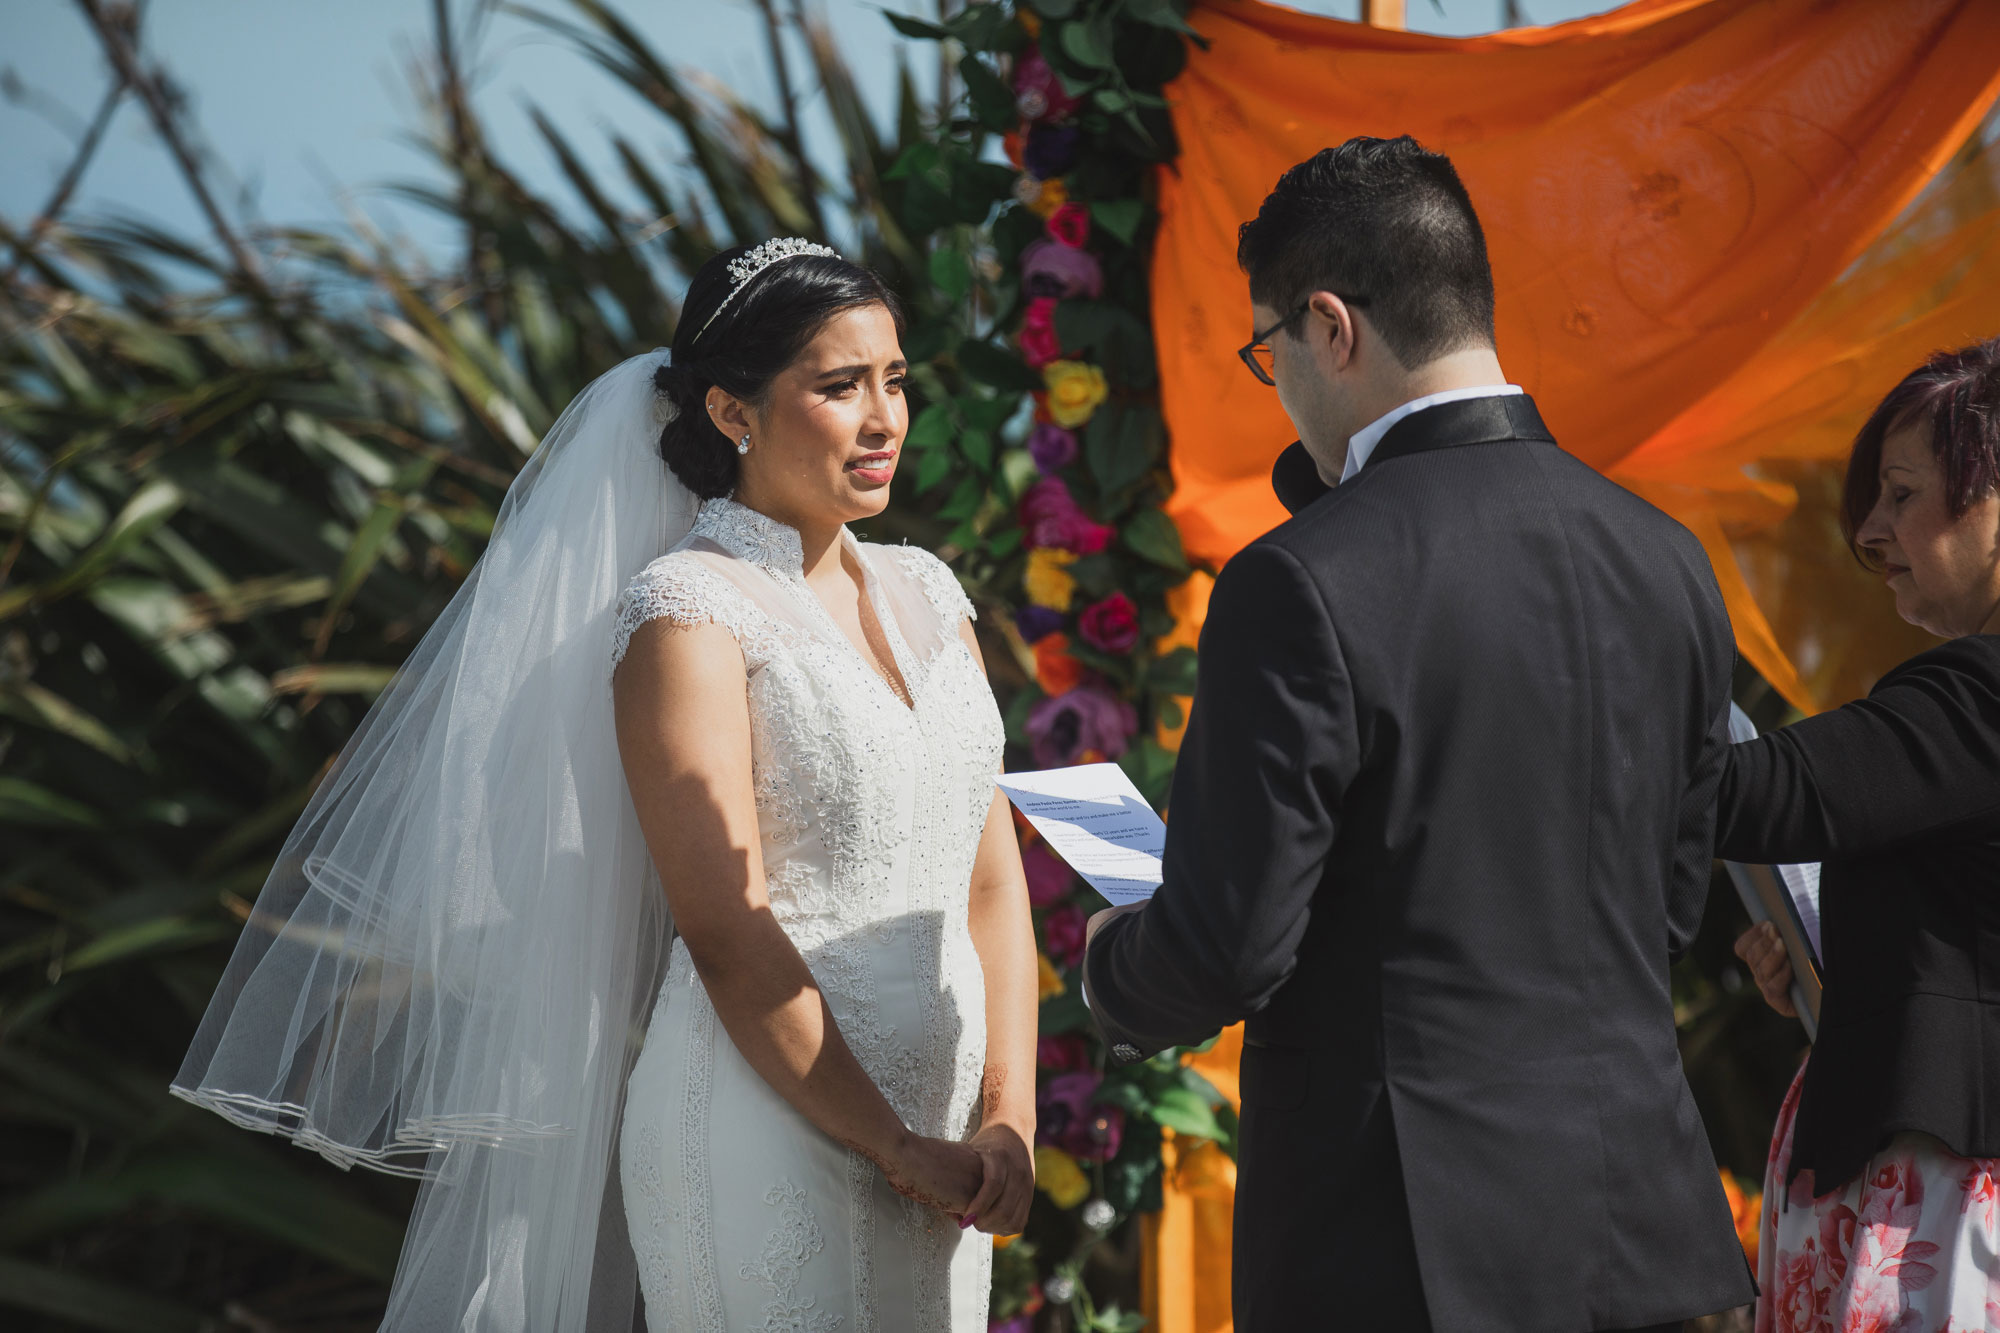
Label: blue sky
xmin=1 ymin=0 xmax=1619 ymax=264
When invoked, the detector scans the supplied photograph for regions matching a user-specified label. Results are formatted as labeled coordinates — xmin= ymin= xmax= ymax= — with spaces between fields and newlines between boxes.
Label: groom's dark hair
xmin=1238 ymin=136 xmax=1496 ymax=370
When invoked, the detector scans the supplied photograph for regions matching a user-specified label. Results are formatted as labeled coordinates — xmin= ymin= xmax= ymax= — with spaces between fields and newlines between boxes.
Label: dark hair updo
xmin=656 ymin=244 xmax=905 ymax=499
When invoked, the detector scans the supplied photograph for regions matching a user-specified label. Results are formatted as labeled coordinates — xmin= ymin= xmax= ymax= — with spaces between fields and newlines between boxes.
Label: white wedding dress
xmin=612 ymin=497 xmax=1004 ymax=1333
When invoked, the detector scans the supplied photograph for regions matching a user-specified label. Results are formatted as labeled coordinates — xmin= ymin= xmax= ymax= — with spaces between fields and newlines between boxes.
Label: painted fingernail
xmin=959 ymin=1214 xmax=977 ymax=1230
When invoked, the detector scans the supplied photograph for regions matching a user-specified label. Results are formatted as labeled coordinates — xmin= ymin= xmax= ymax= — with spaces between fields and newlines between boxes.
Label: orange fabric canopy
xmin=1152 ymin=0 xmax=2000 ymax=712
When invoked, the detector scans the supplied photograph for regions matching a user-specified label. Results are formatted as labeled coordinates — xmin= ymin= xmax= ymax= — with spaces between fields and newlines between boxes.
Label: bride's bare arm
xmin=956 ymin=621 xmax=1040 ymax=1236
xmin=613 ymin=617 xmax=981 ymax=1215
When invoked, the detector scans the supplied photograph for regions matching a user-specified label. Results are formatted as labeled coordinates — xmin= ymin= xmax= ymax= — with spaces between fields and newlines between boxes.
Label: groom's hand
xmin=1085 ymin=901 xmax=1148 ymax=951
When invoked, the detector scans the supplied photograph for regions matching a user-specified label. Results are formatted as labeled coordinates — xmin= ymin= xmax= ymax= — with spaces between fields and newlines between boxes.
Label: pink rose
xmin=1037 ymin=1034 xmax=1091 ymax=1071
xmin=1012 ymin=50 xmax=1079 ymax=123
xmin=1019 ymin=296 xmax=1061 ymax=368
xmin=1771 ymin=1246 xmax=1828 ymax=1333
xmin=1021 ymin=239 xmax=1103 ymax=301
xmin=1043 ymin=901 xmax=1088 ymax=967
xmin=1020 ymin=477 xmax=1113 ymax=555
xmin=1077 ymin=591 xmax=1140 ymax=655
xmin=1021 ymin=840 xmax=1075 ymax=907
xmin=1046 ymin=202 xmax=1091 ymax=249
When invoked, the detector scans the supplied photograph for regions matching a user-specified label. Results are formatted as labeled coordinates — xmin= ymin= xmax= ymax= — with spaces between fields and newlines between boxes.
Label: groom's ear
xmin=1305 ymin=291 xmax=1357 ymax=372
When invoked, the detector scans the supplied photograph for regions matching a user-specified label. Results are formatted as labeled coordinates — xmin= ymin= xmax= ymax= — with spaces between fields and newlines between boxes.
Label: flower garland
xmin=885 ymin=2 xmax=1220 ymax=1325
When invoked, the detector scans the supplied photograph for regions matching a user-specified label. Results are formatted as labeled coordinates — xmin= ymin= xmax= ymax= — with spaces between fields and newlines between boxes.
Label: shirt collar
xmin=1340 ymin=384 xmax=1524 ymax=484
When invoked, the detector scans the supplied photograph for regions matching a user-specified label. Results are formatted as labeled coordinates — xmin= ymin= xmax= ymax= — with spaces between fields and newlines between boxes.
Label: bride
xmin=170 ymin=240 xmax=1039 ymax=1332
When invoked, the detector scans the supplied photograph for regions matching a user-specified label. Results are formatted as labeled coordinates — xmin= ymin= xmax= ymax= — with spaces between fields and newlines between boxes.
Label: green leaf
xmin=1092 ymin=87 xmax=1132 ymax=114
xmin=1121 ymin=507 xmax=1188 ymax=570
xmin=1117 ymin=736 xmax=1178 ymax=809
xmin=62 ymin=918 xmax=233 ymax=972
xmin=0 ymin=777 xmax=105 ymax=829
xmin=1085 ymin=404 xmax=1155 ymax=496
xmin=1090 ymin=198 xmax=1147 ymax=246
xmin=1148 ymin=1084 xmax=1224 ymax=1139
xmin=881 ymin=9 xmax=948 ymax=39
xmin=928 ymin=247 xmax=973 ymax=304
xmin=958 ymin=54 xmax=1017 ymax=130
xmin=1033 ymin=0 xmax=1079 ymax=17
xmin=0 ymin=682 xmax=132 ymax=762
xmin=1148 ymin=645 xmax=1199 ymax=694
xmin=0 ymin=1256 xmax=204 ymax=1333
xmin=1122 ymin=0 xmax=1201 ymax=33
xmin=915 ymin=442 xmax=957 ymax=494
xmin=957 ymin=340 xmax=1042 ymax=393
xmin=906 ymin=402 xmax=955 ymax=452
xmin=1059 ymin=17 xmax=1115 ymax=69
xmin=959 ymin=429 xmax=994 ymax=472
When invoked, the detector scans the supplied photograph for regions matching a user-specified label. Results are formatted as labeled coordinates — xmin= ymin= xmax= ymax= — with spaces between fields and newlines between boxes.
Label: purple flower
xmin=1015 ymin=605 xmax=1065 ymax=644
xmin=989 ymin=1319 xmax=1034 ymax=1333
xmin=1022 ymin=239 xmax=1103 ymax=301
xmin=1020 ymin=476 xmax=1112 ymax=555
xmin=1028 ymin=422 xmax=1079 ymax=474
xmin=1036 ymin=1070 xmax=1126 ymax=1162
xmin=1027 ymin=683 xmax=1138 ymax=768
xmin=1024 ymin=124 xmax=1081 ymax=180
xmin=1021 ymin=839 xmax=1074 ymax=907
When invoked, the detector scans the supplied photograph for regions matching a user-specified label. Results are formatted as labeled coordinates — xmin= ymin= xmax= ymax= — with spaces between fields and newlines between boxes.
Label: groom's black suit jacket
xmin=1085 ymin=396 xmax=1755 ymax=1331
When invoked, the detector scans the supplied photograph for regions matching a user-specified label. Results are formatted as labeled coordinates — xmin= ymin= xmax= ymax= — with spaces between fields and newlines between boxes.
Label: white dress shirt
xmin=1340 ymin=383 xmax=1524 ymax=483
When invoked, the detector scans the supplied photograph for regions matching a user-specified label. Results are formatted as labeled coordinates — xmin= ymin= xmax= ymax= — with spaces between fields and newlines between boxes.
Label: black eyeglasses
xmin=1238 ymin=292 xmax=1370 ymax=385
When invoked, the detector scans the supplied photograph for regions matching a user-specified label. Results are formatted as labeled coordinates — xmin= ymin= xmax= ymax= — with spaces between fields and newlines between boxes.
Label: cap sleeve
xmin=610 ymin=553 xmax=781 ymax=673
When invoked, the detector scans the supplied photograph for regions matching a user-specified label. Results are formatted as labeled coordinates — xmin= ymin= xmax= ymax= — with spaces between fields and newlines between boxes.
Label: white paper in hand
xmin=995 ymin=763 xmax=1164 ymax=905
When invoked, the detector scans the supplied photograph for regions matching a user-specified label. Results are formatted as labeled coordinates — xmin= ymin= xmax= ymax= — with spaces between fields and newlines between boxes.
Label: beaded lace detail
xmin=616 ymin=496 xmax=1002 ymax=1331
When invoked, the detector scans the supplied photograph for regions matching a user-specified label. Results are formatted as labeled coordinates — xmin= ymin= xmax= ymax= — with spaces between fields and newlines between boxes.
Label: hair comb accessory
xmin=693 ymin=237 xmax=841 ymax=343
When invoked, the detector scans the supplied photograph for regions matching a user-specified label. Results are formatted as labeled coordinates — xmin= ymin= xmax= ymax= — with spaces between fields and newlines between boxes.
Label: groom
xmin=1082 ymin=138 xmax=1755 ymax=1331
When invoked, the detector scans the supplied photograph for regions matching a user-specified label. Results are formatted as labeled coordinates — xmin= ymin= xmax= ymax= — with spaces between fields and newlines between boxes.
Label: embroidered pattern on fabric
xmin=620 ymin=495 xmax=1004 ymax=1332
xmin=880 ymin=543 xmax=977 ymax=627
xmin=739 ymin=1180 xmax=842 ymax=1333
xmin=624 ymin=1119 xmax=679 ymax=1320
xmin=610 ymin=555 xmax=789 ymax=672
xmin=684 ymin=985 xmax=725 ymax=1328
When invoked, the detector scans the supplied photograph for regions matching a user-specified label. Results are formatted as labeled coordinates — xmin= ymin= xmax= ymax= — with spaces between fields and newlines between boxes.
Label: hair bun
xmin=654 ymin=359 xmax=706 ymax=408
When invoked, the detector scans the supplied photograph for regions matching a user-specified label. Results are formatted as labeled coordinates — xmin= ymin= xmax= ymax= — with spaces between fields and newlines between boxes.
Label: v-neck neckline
xmin=693 ymin=497 xmax=920 ymax=715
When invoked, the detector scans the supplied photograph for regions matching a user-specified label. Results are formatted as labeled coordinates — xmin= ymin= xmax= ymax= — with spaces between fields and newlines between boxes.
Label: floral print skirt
xmin=1757 ymin=1063 xmax=2000 ymax=1333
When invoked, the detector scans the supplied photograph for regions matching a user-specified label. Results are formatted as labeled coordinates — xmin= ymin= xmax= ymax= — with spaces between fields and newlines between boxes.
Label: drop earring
xmin=737 ymin=434 xmax=751 ymax=455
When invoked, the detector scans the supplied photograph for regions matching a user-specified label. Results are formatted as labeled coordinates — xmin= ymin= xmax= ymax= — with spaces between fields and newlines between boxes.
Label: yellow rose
xmin=1034 ymin=1145 xmax=1091 ymax=1209
xmin=1024 ymin=547 xmax=1079 ymax=612
xmin=1029 ymin=176 xmax=1069 ymax=219
xmin=1042 ymin=359 xmax=1108 ymax=429
xmin=1035 ymin=950 xmax=1066 ymax=1001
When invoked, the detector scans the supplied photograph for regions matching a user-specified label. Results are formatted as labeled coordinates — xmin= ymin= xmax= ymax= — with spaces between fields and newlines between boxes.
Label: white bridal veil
xmin=173 ymin=349 xmax=695 ymax=1331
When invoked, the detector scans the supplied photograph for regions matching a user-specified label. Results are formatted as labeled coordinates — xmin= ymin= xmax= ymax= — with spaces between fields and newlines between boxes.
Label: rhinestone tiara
xmin=693 ymin=237 xmax=841 ymax=343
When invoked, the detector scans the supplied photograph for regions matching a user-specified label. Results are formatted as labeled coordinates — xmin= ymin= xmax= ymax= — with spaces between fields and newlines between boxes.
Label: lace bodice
xmin=612 ymin=497 xmax=1001 ymax=1119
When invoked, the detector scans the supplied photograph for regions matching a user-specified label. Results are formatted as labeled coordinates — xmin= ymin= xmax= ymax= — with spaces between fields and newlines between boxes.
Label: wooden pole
xmin=1362 ymin=0 xmax=1406 ymax=28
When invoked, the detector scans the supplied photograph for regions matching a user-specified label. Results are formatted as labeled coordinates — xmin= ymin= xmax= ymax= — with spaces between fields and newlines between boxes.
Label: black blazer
xmin=1085 ymin=396 xmax=1754 ymax=1331
xmin=1715 ymin=635 xmax=2000 ymax=1191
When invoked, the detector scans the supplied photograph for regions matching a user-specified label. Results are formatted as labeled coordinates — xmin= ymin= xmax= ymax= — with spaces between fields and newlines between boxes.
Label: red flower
xmin=1046 ymin=202 xmax=1091 ymax=249
xmin=1021 ymin=840 xmax=1075 ymax=907
xmin=1043 ymin=902 xmax=1088 ymax=967
xmin=1019 ymin=296 xmax=1062 ymax=368
xmin=1037 ymin=1034 xmax=1091 ymax=1071
xmin=1077 ymin=592 xmax=1140 ymax=655
xmin=1819 ymin=1204 xmax=1857 ymax=1282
